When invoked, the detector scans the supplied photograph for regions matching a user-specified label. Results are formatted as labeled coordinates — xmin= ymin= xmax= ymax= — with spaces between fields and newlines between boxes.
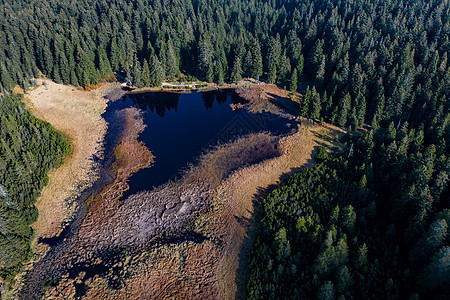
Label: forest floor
xmin=24 ymin=80 xmax=118 ymax=254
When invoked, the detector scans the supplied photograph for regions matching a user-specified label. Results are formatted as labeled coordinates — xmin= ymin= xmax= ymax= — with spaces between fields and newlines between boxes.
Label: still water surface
xmin=104 ymin=90 xmax=295 ymax=197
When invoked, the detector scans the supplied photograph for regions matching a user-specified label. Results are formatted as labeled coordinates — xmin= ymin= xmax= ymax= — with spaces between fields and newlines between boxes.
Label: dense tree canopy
xmin=0 ymin=0 xmax=447 ymax=130
xmin=0 ymin=0 xmax=448 ymax=294
xmin=248 ymin=125 xmax=449 ymax=299
xmin=0 ymin=94 xmax=69 ymax=280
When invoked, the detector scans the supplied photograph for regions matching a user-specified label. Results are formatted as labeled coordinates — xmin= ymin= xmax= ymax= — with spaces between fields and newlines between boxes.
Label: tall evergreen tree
xmin=231 ymin=55 xmax=243 ymax=82
xmin=149 ymin=53 xmax=163 ymax=86
xmin=289 ymin=68 xmax=298 ymax=91
xmin=251 ymin=38 xmax=263 ymax=80
xmin=165 ymin=40 xmax=179 ymax=79
xmin=97 ymin=46 xmax=112 ymax=79
xmin=141 ymin=59 xmax=151 ymax=87
xmin=132 ymin=54 xmax=143 ymax=87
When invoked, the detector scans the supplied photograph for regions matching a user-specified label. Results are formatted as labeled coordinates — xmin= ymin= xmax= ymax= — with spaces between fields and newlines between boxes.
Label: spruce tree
xmin=165 ymin=40 xmax=179 ymax=79
xmin=231 ymin=56 xmax=243 ymax=82
xmin=251 ymin=39 xmax=263 ymax=80
xmin=215 ymin=61 xmax=224 ymax=85
xmin=309 ymin=86 xmax=321 ymax=119
xmin=132 ymin=54 xmax=143 ymax=87
xmin=110 ymin=36 xmax=121 ymax=71
xmin=149 ymin=53 xmax=163 ymax=86
xmin=97 ymin=46 xmax=112 ymax=79
xmin=289 ymin=68 xmax=298 ymax=91
xmin=141 ymin=59 xmax=151 ymax=87
xmin=59 ymin=52 xmax=70 ymax=83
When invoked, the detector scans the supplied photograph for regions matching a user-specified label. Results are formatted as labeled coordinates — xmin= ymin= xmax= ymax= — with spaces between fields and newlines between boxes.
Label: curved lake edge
xmin=20 ymin=85 xmax=299 ymax=299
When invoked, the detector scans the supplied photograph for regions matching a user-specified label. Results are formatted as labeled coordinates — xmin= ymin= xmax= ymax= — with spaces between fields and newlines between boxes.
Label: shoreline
xmin=24 ymin=80 xmax=118 ymax=247
xmin=7 ymin=80 xmax=117 ymax=297
xmin=17 ymin=80 xmax=322 ymax=299
xmin=16 ymin=82 xmax=154 ymax=299
xmin=22 ymin=80 xmax=264 ymax=256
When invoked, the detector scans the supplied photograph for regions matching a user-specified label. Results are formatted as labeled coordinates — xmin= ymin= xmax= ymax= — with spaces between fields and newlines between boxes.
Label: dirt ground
xmin=24 ymin=80 xmax=118 ymax=252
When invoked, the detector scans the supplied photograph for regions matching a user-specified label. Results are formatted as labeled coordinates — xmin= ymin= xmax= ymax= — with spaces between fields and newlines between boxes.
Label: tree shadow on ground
xmin=233 ymin=184 xmax=279 ymax=299
xmin=266 ymin=92 xmax=299 ymax=115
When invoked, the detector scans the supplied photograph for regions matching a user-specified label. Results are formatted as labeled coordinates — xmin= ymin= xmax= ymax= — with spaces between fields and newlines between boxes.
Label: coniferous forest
xmin=0 ymin=0 xmax=447 ymax=128
xmin=0 ymin=0 xmax=448 ymax=296
xmin=0 ymin=94 xmax=69 ymax=280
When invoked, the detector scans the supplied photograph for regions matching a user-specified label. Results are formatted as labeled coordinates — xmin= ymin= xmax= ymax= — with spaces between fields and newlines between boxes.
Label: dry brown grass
xmin=21 ymin=81 xmax=346 ymax=300
xmin=215 ymin=85 xmax=345 ymax=299
xmin=235 ymin=83 xmax=301 ymax=117
xmin=24 ymin=80 xmax=119 ymax=251
xmin=216 ymin=126 xmax=314 ymax=299
xmin=68 ymin=125 xmax=345 ymax=300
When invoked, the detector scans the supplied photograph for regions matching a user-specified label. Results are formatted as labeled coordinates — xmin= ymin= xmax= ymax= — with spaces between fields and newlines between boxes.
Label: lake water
xmin=104 ymin=90 xmax=295 ymax=197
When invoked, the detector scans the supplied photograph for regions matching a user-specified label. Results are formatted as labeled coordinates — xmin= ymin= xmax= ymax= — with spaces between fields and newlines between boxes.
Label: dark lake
xmin=103 ymin=90 xmax=295 ymax=197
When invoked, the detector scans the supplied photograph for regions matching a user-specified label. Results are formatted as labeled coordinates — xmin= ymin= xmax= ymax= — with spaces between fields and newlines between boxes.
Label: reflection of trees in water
xmin=200 ymin=90 xmax=229 ymax=109
xmin=216 ymin=90 xmax=228 ymax=104
xmin=201 ymin=91 xmax=215 ymax=110
xmin=230 ymin=91 xmax=247 ymax=104
xmin=129 ymin=93 xmax=181 ymax=117
xmin=128 ymin=91 xmax=232 ymax=116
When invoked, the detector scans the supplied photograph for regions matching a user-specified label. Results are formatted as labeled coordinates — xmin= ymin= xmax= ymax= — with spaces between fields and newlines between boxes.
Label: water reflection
xmin=104 ymin=90 xmax=295 ymax=196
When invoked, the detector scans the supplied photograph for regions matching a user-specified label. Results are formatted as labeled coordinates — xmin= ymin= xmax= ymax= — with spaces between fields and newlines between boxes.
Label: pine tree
xmin=231 ymin=55 xmax=243 ymax=82
xmin=278 ymin=52 xmax=291 ymax=86
xmin=52 ymin=63 xmax=61 ymax=83
xmin=132 ymin=54 xmax=143 ymax=87
xmin=198 ymin=35 xmax=213 ymax=80
xmin=309 ymin=86 xmax=321 ymax=119
xmin=141 ymin=59 xmax=151 ymax=87
xmin=215 ymin=60 xmax=225 ymax=85
xmin=371 ymin=80 xmax=386 ymax=128
xmin=321 ymin=91 xmax=333 ymax=117
xmin=77 ymin=51 xmax=98 ymax=87
xmin=289 ymin=68 xmax=298 ymax=91
xmin=59 ymin=52 xmax=70 ymax=83
xmin=299 ymin=86 xmax=311 ymax=116
xmin=287 ymin=30 xmax=302 ymax=67
xmin=251 ymin=38 xmax=263 ymax=80
xmin=354 ymin=243 xmax=369 ymax=272
xmin=165 ymin=40 xmax=179 ymax=79
xmin=97 ymin=46 xmax=112 ymax=78
xmin=70 ymin=69 xmax=79 ymax=86
xmin=149 ymin=53 xmax=163 ymax=86
xmin=244 ymin=51 xmax=253 ymax=78
xmin=356 ymin=92 xmax=366 ymax=125
xmin=318 ymin=281 xmax=335 ymax=300
xmin=332 ymin=93 xmax=351 ymax=127
xmin=267 ymin=36 xmax=282 ymax=84
xmin=206 ymin=60 xmax=214 ymax=83
xmin=110 ymin=36 xmax=121 ymax=71
xmin=307 ymin=39 xmax=324 ymax=81
xmin=0 ymin=64 xmax=15 ymax=90
xmin=267 ymin=58 xmax=277 ymax=84
xmin=297 ymin=55 xmax=304 ymax=79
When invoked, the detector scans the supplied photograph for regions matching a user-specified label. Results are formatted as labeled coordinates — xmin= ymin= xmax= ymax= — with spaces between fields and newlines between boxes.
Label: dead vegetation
xmin=235 ymin=83 xmax=300 ymax=116
xmin=20 ymin=128 xmax=281 ymax=299
xmin=20 ymin=81 xmax=346 ymax=300
xmin=24 ymin=80 xmax=116 ymax=250
xmin=56 ymin=123 xmax=344 ymax=300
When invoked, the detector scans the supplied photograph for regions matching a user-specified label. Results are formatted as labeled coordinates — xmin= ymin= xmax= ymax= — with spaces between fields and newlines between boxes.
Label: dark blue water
xmin=104 ymin=90 xmax=295 ymax=197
